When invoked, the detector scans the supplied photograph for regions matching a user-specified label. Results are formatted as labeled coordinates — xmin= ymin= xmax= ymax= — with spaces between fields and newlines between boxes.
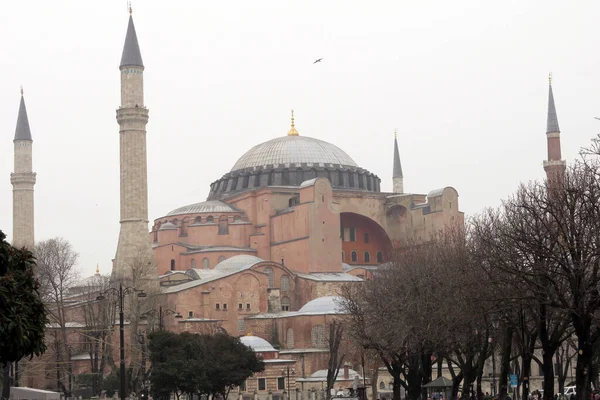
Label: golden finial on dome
xmin=95 ymin=263 xmax=100 ymax=274
xmin=549 ymin=72 xmax=552 ymax=85
xmin=128 ymin=1 xmax=132 ymax=15
xmin=287 ymin=109 xmax=299 ymax=136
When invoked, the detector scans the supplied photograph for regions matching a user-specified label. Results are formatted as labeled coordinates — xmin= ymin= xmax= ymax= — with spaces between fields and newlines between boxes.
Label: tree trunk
xmin=499 ymin=327 xmax=513 ymax=400
xmin=542 ymin=350 xmax=556 ymax=400
xmin=421 ymin=350 xmax=433 ymax=400
xmin=451 ymin=373 xmax=463 ymax=400
xmin=392 ymin=374 xmax=402 ymax=400
xmin=2 ymin=362 xmax=11 ymax=400
xmin=521 ymin=352 xmax=532 ymax=400
xmin=575 ymin=340 xmax=593 ymax=400
xmin=371 ymin=366 xmax=379 ymax=400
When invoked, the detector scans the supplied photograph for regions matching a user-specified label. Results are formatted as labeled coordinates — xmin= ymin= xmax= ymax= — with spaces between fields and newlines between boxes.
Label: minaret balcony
xmin=543 ymin=160 xmax=566 ymax=168
xmin=10 ymin=172 xmax=36 ymax=185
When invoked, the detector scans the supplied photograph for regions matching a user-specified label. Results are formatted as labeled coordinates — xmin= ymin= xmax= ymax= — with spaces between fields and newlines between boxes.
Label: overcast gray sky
xmin=1 ymin=0 xmax=599 ymax=277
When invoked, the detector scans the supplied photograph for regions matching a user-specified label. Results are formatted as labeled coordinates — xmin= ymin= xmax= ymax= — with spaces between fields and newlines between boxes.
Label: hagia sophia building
xmin=12 ymin=9 xmax=564 ymax=397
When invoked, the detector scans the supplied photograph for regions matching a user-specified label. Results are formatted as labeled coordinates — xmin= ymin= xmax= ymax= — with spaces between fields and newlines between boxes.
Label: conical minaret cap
xmin=393 ymin=130 xmax=403 ymax=178
xmin=547 ymin=77 xmax=560 ymax=134
xmin=120 ymin=15 xmax=144 ymax=68
xmin=14 ymin=91 xmax=32 ymax=141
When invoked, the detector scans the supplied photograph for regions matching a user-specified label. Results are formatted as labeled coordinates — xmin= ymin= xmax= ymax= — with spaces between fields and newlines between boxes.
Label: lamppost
xmin=97 ymin=283 xmax=147 ymax=400
xmin=282 ymin=366 xmax=296 ymax=397
xmin=140 ymin=305 xmax=182 ymax=330
xmin=490 ymin=315 xmax=500 ymax=397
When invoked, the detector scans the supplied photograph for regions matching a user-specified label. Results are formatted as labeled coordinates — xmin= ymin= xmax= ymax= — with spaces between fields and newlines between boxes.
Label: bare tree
xmin=326 ymin=320 xmax=345 ymax=400
xmin=78 ymin=273 xmax=117 ymax=396
xmin=35 ymin=238 xmax=80 ymax=398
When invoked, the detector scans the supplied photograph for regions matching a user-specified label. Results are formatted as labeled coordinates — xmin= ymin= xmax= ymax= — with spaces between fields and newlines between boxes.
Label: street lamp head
xmin=137 ymin=291 xmax=147 ymax=298
xmin=175 ymin=313 xmax=183 ymax=319
xmin=96 ymin=295 xmax=105 ymax=301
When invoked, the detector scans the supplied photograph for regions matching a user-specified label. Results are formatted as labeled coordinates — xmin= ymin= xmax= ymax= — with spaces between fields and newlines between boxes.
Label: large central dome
xmin=207 ymin=114 xmax=381 ymax=200
xmin=231 ymin=135 xmax=358 ymax=172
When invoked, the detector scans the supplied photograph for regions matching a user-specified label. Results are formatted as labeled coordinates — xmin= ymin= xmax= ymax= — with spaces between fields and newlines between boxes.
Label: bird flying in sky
xmin=313 ymin=58 xmax=323 ymax=64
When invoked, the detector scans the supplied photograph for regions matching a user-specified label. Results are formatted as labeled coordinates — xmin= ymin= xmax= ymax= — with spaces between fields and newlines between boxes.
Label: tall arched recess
xmin=340 ymin=212 xmax=392 ymax=265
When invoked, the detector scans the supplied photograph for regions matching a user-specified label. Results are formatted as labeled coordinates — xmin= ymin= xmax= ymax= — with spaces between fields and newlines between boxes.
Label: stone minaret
xmin=392 ymin=130 xmax=404 ymax=193
xmin=11 ymin=89 xmax=36 ymax=250
xmin=543 ymin=74 xmax=566 ymax=182
xmin=113 ymin=10 xmax=152 ymax=278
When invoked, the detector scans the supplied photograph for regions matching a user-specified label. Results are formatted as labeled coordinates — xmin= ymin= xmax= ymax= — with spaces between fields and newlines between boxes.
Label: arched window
xmin=170 ymin=259 xmax=175 ymax=271
xmin=282 ymin=169 xmax=290 ymax=185
xmin=338 ymin=170 xmax=344 ymax=186
xmin=296 ymin=168 xmax=304 ymax=184
xmin=280 ymin=275 xmax=290 ymax=291
xmin=191 ymin=259 xmax=197 ymax=268
xmin=206 ymin=216 xmax=214 ymax=223
xmin=218 ymin=256 xmax=226 ymax=263
xmin=202 ymin=258 xmax=210 ymax=269
xmin=311 ymin=325 xmax=325 ymax=348
xmin=364 ymin=252 xmax=370 ymax=263
xmin=379 ymin=382 xmax=385 ymax=390
xmin=358 ymin=174 xmax=365 ymax=189
xmin=253 ymin=174 xmax=260 ymax=188
xmin=286 ymin=327 xmax=294 ymax=349
xmin=364 ymin=232 xmax=369 ymax=243
xmin=218 ymin=215 xmax=229 ymax=235
xmin=281 ymin=297 xmax=290 ymax=311
xmin=349 ymin=173 xmax=355 ymax=187
xmin=233 ymin=215 xmax=241 ymax=223
xmin=264 ymin=267 xmax=274 ymax=288
xmin=267 ymin=172 xmax=274 ymax=185
xmin=194 ymin=216 xmax=202 ymax=224
xmin=377 ymin=251 xmax=383 ymax=263
xmin=351 ymin=251 xmax=357 ymax=262
xmin=242 ymin=175 xmax=249 ymax=189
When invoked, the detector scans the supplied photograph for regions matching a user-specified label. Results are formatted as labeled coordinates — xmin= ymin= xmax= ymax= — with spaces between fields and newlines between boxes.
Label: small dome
xmin=159 ymin=222 xmax=177 ymax=230
xmin=166 ymin=200 xmax=240 ymax=217
xmin=310 ymin=369 xmax=361 ymax=380
xmin=214 ymin=255 xmax=263 ymax=271
xmin=298 ymin=296 xmax=345 ymax=315
xmin=240 ymin=335 xmax=277 ymax=352
xmin=231 ymin=136 xmax=358 ymax=172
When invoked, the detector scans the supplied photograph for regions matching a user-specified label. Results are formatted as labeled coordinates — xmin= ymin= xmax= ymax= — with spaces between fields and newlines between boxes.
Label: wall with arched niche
xmin=340 ymin=212 xmax=392 ymax=265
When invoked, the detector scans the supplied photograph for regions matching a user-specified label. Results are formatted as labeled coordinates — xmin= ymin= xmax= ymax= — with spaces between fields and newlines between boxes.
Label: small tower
xmin=113 ymin=8 xmax=152 ymax=279
xmin=392 ymin=130 xmax=404 ymax=193
xmin=11 ymin=88 xmax=36 ymax=250
xmin=543 ymin=74 xmax=566 ymax=182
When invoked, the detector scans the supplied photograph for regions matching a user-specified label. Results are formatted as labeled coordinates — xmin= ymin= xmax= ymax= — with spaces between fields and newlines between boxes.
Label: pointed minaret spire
xmin=392 ymin=129 xmax=404 ymax=193
xmin=120 ymin=10 xmax=144 ymax=68
xmin=543 ymin=73 xmax=566 ymax=182
xmin=14 ymin=87 xmax=32 ymax=141
xmin=11 ymin=88 xmax=37 ymax=250
xmin=547 ymin=73 xmax=560 ymax=134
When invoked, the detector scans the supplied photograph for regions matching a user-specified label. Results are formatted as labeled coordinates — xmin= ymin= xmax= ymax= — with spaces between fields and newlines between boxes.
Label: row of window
xmin=170 ymin=256 xmax=228 ymax=271
xmin=263 ymin=268 xmax=291 ymax=291
xmin=342 ymin=251 xmax=383 ymax=263
xmin=253 ymin=377 xmax=287 ymax=391
xmin=213 ymin=168 xmax=378 ymax=194
xmin=341 ymin=227 xmax=370 ymax=243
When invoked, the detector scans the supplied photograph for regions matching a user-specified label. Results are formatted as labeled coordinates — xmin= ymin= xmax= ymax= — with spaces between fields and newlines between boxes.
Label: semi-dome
xmin=231 ymin=135 xmax=358 ymax=172
xmin=214 ymin=255 xmax=263 ymax=271
xmin=240 ymin=334 xmax=277 ymax=352
xmin=159 ymin=222 xmax=177 ymax=230
xmin=166 ymin=200 xmax=241 ymax=217
xmin=298 ymin=296 xmax=345 ymax=315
